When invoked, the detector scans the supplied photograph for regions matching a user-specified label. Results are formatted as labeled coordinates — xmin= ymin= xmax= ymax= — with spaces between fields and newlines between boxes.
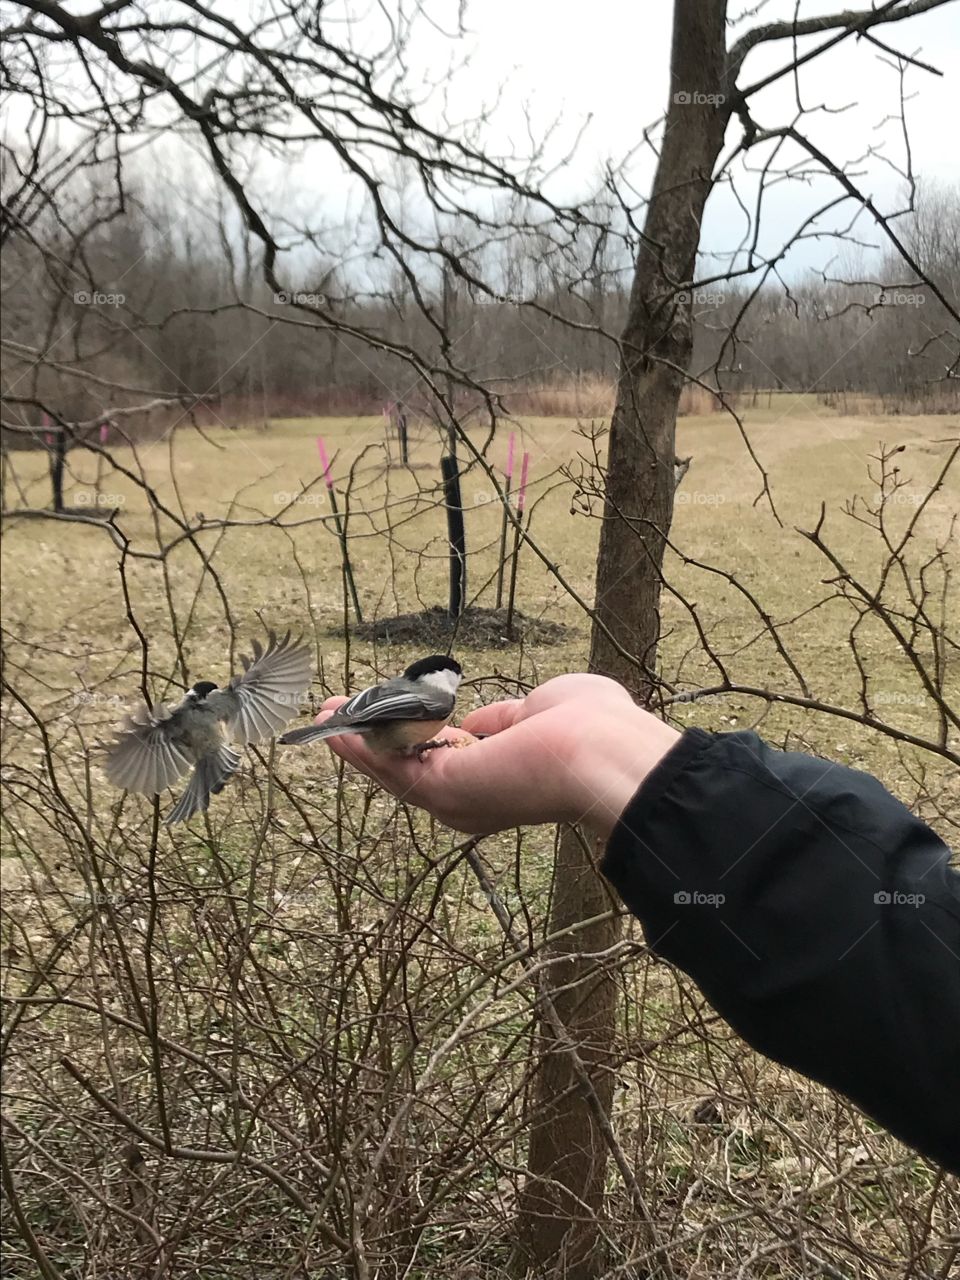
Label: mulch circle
xmin=347 ymin=605 xmax=574 ymax=649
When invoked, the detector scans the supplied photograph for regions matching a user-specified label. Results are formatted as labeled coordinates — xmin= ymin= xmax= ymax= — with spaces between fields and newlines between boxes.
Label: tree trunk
xmin=513 ymin=837 xmax=619 ymax=1277
xmin=441 ymin=264 xmax=467 ymax=616
xmin=591 ymin=1 xmax=729 ymax=693
xmin=516 ymin=4 xmax=730 ymax=1275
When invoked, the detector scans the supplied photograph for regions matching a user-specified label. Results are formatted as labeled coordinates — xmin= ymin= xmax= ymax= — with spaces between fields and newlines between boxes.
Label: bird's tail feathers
xmin=165 ymin=744 xmax=241 ymax=825
xmin=279 ymin=720 xmax=368 ymax=747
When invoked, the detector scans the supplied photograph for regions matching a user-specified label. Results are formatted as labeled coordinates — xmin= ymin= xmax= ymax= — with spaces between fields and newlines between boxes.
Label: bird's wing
xmin=209 ymin=630 xmax=313 ymax=746
xmin=104 ymin=703 xmax=194 ymax=796
xmin=165 ymin=743 xmax=242 ymax=825
xmin=334 ymin=676 xmax=453 ymax=725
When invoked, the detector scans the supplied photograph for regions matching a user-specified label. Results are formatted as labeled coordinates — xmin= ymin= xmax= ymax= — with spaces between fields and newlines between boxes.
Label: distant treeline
xmin=2 ymin=180 xmax=957 ymax=433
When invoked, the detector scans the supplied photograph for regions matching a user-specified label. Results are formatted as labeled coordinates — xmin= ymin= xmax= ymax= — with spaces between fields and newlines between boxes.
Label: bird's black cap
xmin=191 ymin=680 xmax=219 ymax=700
xmin=403 ymin=655 xmax=462 ymax=681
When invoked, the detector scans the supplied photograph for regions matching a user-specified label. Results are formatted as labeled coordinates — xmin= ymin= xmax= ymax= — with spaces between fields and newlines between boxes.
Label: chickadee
xmin=279 ymin=655 xmax=462 ymax=758
xmin=104 ymin=631 xmax=312 ymax=824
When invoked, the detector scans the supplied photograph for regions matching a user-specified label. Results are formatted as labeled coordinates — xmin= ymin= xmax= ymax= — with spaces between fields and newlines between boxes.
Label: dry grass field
xmin=1 ymin=397 xmax=958 ymax=1277
xmin=2 ymin=395 xmax=956 ymax=784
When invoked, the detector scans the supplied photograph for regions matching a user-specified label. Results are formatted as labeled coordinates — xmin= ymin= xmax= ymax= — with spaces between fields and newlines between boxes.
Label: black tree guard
xmin=441 ymin=453 xmax=466 ymax=618
xmin=49 ymin=431 xmax=66 ymax=512
xmin=397 ymin=405 xmax=409 ymax=465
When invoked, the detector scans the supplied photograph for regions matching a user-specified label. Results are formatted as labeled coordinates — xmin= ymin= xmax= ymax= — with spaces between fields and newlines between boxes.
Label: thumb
xmin=460 ymin=698 xmax=526 ymax=736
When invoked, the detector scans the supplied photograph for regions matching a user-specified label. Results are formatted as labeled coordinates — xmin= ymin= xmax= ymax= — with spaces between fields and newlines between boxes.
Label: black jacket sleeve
xmin=600 ymin=727 xmax=960 ymax=1173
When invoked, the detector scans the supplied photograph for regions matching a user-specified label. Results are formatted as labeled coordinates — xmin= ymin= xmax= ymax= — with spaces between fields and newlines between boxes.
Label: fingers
xmin=318 ymin=724 xmax=486 ymax=820
xmin=459 ymin=676 xmax=630 ymax=739
xmin=318 ymin=696 xmax=348 ymax=715
xmin=460 ymin=698 xmax=525 ymax=736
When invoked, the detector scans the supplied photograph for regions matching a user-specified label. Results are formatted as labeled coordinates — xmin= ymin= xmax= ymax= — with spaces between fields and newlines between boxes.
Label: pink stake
xmin=99 ymin=423 xmax=109 ymax=444
xmin=506 ymin=431 xmax=516 ymax=482
xmin=45 ymin=433 xmax=54 ymax=446
xmin=517 ymin=451 xmax=530 ymax=514
xmin=317 ymin=436 xmax=333 ymax=489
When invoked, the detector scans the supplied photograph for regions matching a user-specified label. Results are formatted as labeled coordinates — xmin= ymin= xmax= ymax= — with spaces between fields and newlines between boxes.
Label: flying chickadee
xmin=280 ymin=655 xmax=462 ymax=758
xmin=104 ymin=631 xmax=312 ymax=825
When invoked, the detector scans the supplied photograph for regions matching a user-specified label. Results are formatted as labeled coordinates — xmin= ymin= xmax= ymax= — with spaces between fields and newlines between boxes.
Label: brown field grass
xmin=4 ymin=394 xmax=952 ymax=765
xmin=487 ymin=376 xmax=721 ymax=418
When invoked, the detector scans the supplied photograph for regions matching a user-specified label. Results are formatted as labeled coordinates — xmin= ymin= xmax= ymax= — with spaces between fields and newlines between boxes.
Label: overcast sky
xmin=14 ymin=0 xmax=955 ymax=282
xmin=253 ymin=0 xmax=958 ymax=279
xmin=443 ymin=0 xmax=957 ymax=264
xmin=441 ymin=0 xmax=959 ymax=189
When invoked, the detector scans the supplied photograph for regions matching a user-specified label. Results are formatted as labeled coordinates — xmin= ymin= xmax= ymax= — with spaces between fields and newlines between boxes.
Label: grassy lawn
xmin=2 ymin=396 xmax=955 ymax=790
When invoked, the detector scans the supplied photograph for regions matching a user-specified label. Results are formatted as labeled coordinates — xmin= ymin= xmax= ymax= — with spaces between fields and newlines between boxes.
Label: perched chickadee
xmin=104 ymin=631 xmax=312 ymax=825
xmin=280 ymin=655 xmax=462 ymax=758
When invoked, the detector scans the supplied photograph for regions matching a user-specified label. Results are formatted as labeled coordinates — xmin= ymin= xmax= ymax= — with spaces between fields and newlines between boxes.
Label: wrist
xmin=571 ymin=709 xmax=682 ymax=840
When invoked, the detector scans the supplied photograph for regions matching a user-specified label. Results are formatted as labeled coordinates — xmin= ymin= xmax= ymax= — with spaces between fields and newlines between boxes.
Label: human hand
xmin=309 ymin=674 xmax=681 ymax=840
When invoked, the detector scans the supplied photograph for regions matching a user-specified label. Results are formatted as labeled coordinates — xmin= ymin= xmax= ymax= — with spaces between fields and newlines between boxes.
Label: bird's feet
xmin=415 ymin=738 xmax=454 ymax=762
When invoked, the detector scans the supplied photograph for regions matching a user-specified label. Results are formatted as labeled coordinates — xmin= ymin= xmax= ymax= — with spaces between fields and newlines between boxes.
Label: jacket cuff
xmin=600 ymin=726 xmax=714 ymax=882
